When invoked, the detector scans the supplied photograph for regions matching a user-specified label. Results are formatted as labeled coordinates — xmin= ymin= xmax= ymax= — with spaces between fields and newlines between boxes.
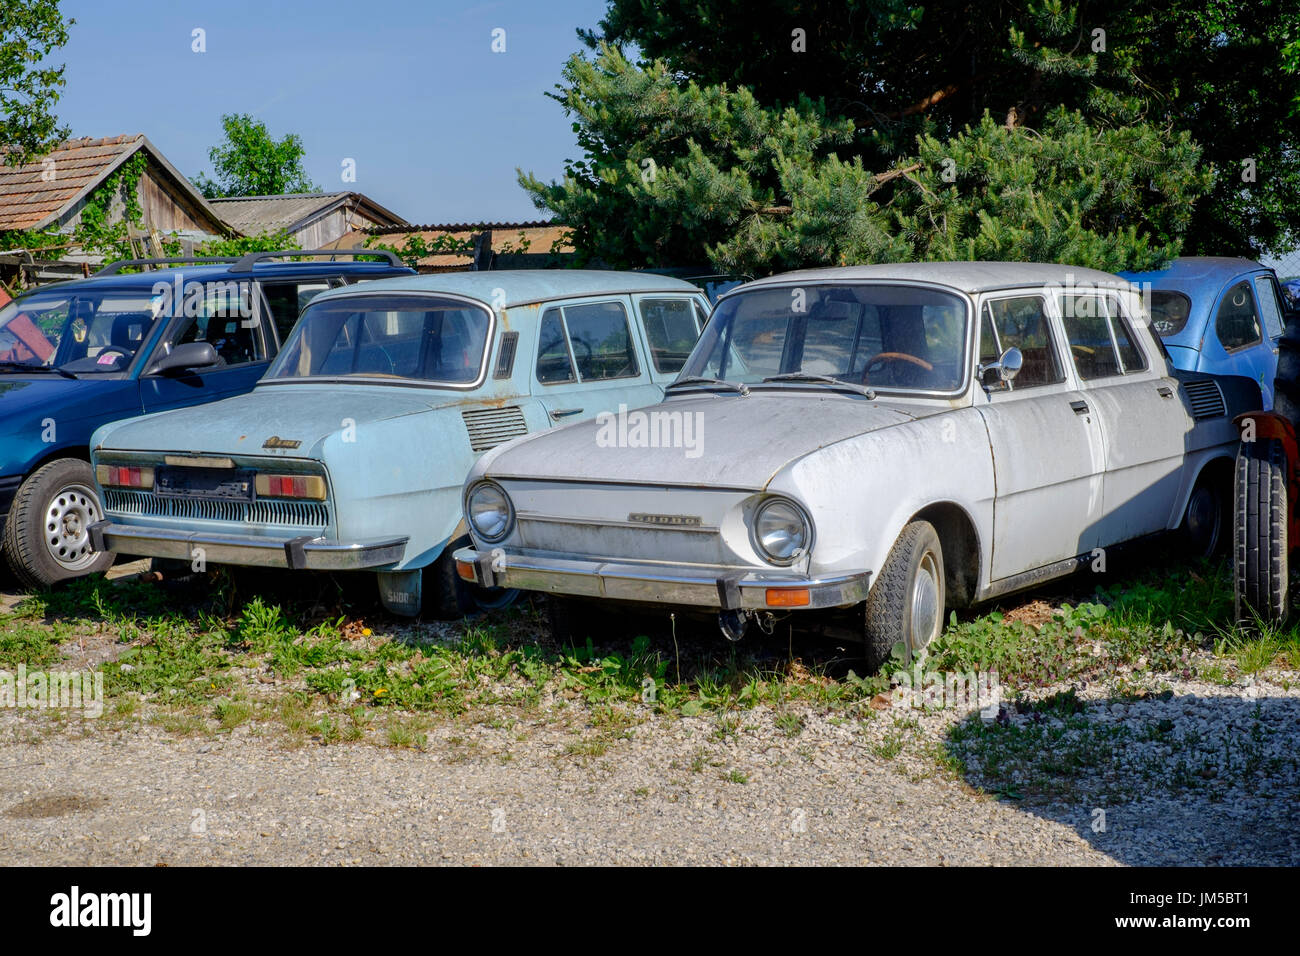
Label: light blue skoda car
xmin=87 ymin=271 xmax=709 ymax=616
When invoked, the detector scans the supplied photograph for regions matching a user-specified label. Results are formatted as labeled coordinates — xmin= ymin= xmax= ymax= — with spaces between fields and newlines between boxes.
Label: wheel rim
xmin=44 ymin=482 xmax=102 ymax=572
xmin=1186 ymin=484 xmax=1221 ymax=556
xmin=909 ymin=550 xmax=941 ymax=653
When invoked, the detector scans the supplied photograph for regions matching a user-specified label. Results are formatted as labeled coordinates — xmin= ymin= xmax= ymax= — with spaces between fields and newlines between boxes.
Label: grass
xmin=0 ymin=547 xmax=1295 ymax=770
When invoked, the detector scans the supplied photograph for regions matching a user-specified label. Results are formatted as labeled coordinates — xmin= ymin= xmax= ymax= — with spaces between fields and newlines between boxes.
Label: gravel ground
xmin=1 ymin=562 xmax=1297 ymax=866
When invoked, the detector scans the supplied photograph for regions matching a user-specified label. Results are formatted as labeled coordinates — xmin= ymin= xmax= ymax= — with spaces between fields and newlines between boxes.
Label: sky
xmin=53 ymin=0 xmax=611 ymax=225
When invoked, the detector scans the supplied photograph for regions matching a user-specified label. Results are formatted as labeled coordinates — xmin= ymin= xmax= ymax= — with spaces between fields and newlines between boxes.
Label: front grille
xmin=1182 ymin=380 xmax=1227 ymax=420
xmin=462 ymin=405 xmax=528 ymax=452
xmin=104 ymin=489 xmax=329 ymax=528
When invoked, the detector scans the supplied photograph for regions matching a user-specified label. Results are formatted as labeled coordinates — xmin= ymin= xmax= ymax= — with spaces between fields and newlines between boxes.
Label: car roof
xmin=306 ymin=269 xmax=703 ymax=309
xmin=732 ymin=261 xmax=1127 ymax=296
xmin=11 ymin=260 xmax=412 ymax=297
xmin=1118 ymin=256 xmax=1267 ymax=283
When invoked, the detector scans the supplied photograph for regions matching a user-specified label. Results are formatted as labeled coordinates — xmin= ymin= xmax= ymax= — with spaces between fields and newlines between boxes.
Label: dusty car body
xmin=86 ymin=271 xmax=710 ymax=615
xmin=454 ymin=262 xmax=1258 ymax=668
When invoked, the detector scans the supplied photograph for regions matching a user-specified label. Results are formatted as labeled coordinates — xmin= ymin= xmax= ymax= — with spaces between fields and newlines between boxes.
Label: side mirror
xmin=149 ymin=341 xmax=218 ymax=376
xmin=980 ymin=347 xmax=1023 ymax=389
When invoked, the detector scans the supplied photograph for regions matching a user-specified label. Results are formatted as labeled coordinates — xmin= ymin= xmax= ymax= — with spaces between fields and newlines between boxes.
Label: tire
xmin=1 ymin=458 xmax=114 ymax=590
xmin=1234 ymin=437 xmax=1288 ymax=623
xmin=1179 ymin=469 xmax=1230 ymax=559
xmin=420 ymin=535 xmax=521 ymax=620
xmin=863 ymin=520 xmax=946 ymax=673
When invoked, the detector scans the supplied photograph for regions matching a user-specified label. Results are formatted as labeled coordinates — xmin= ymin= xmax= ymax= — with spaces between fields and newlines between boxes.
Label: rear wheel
xmin=1234 ymin=438 xmax=1288 ymax=622
xmin=863 ymin=520 xmax=945 ymax=673
xmin=1 ymin=458 xmax=114 ymax=589
xmin=1180 ymin=468 xmax=1230 ymax=559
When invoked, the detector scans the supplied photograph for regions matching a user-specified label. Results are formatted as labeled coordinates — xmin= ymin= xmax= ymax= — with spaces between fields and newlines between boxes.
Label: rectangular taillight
xmin=96 ymin=464 xmax=155 ymax=489
xmin=254 ymin=474 xmax=327 ymax=500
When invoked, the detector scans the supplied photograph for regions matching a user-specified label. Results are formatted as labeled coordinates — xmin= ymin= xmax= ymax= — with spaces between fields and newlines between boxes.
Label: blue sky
xmin=54 ymin=0 xmax=610 ymax=225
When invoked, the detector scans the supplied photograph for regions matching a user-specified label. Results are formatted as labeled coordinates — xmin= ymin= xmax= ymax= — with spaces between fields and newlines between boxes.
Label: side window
xmin=563 ymin=301 xmax=639 ymax=381
xmin=984 ymin=296 xmax=1064 ymax=388
xmin=262 ymin=281 xmax=332 ymax=343
xmin=1216 ymin=281 xmax=1262 ymax=352
xmin=1108 ymin=298 xmax=1148 ymax=372
xmin=639 ymin=297 xmax=701 ymax=373
xmin=1255 ymin=276 xmax=1285 ymax=339
xmin=536 ymin=307 xmax=575 ymax=384
xmin=1061 ymin=294 xmax=1122 ymax=380
xmin=164 ymin=281 xmax=267 ymax=368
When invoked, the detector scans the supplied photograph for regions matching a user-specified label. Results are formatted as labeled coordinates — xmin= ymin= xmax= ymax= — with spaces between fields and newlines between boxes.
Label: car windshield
xmin=265 ymin=293 xmax=491 ymax=385
xmin=0 ymin=288 xmax=161 ymax=374
xmin=679 ymin=283 xmax=969 ymax=393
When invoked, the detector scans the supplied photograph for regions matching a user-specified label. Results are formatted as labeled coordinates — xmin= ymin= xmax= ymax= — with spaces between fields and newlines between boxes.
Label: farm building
xmin=0 ymin=134 xmax=232 ymax=283
xmin=209 ymin=192 xmax=408 ymax=249
xmin=328 ymin=220 xmax=574 ymax=272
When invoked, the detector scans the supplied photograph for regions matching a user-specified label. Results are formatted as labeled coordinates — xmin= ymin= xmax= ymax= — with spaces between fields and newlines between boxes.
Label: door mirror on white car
xmin=980 ymin=347 xmax=1023 ymax=389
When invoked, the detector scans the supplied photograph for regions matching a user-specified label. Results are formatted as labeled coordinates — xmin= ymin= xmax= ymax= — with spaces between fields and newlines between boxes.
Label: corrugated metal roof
xmin=368 ymin=220 xmax=557 ymax=234
xmin=0 ymin=135 xmax=141 ymax=231
xmin=209 ymin=191 xmax=406 ymax=235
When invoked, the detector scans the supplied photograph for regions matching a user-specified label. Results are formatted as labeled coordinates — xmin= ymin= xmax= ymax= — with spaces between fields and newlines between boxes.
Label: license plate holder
xmin=154 ymin=467 xmax=255 ymax=501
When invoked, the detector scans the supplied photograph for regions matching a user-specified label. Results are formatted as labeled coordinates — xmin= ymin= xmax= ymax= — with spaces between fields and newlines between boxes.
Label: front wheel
xmin=862 ymin=520 xmax=946 ymax=673
xmin=1 ymin=458 xmax=115 ymax=589
xmin=1234 ymin=438 xmax=1289 ymax=622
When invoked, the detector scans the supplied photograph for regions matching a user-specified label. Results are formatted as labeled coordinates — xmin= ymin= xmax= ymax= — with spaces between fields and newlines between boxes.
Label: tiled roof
xmin=0 ymin=135 xmax=142 ymax=232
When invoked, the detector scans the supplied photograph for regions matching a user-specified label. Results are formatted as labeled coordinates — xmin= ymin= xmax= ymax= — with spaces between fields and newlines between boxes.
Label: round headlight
xmin=467 ymin=481 xmax=513 ymax=542
xmin=753 ymin=497 xmax=810 ymax=564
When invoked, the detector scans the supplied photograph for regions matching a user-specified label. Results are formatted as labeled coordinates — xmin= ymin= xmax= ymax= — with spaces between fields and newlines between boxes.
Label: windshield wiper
xmin=761 ymin=372 xmax=875 ymax=398
xmin=665 ymin=376 xmax=750 ymax=396
xmin=0 ymin=361 xmax=76 ymax=379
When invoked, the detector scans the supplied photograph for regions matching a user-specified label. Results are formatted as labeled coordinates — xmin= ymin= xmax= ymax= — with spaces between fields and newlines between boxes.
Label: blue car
xmin=1120 ymin=257 xmax=1292 ymax=407
xmin=0 ymin=251 xmax=412 ymax=588
xmin=86 ymin=271 xmax=710 ymax=617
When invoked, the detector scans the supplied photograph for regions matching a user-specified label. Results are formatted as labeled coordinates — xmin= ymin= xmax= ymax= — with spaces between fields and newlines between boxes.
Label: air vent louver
xmin=1182 ymin=380 xmax=1227 ymax=420
xmin=462 ymin=406 xmax=528 ymax=452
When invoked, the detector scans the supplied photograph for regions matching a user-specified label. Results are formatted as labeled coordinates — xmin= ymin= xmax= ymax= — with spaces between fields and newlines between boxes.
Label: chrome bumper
xmin=88 ymin=521 xmax=407 ymax=571
xmin=453 ymin=547 xmax=871 ymax=611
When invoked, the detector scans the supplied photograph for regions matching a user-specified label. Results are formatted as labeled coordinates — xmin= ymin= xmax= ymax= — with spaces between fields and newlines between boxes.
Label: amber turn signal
xmin=455 ymin=559 xmax=477 ymax=582
xmin=765 ymin=587 xmax=810 ymax=607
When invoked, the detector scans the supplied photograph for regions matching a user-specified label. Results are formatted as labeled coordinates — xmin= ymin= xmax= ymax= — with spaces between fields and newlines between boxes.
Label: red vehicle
xmin=1235 ymin=318 xmax=1300 ymax=620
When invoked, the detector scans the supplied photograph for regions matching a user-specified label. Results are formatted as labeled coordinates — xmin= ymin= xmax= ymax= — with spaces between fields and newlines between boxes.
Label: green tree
xmin=521 ymin=46 xmax=1207 ymax=274
xmin=575 ymin=0 xmax=1300 ymax=258
xmin=0 ymin=0 xmax=73 ymax=166
xmin=194 ymin=113 xmax=319 ymax=198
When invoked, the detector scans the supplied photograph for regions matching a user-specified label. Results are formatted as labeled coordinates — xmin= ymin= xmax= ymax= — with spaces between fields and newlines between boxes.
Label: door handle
xmin=1156 ymin=385 xmax=1174 ymax=399
xmin=1069 ymin=399 xmax=1089 ymax=415
xmin=549 ymin=407 xmax=584 ymax=420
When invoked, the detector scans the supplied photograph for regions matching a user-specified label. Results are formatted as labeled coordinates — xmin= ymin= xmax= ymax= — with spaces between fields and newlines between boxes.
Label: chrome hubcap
xmin=909 ymin=550 xmax=941 ymax=653
xmin=45 ymin=483 xmax=102 ymax=571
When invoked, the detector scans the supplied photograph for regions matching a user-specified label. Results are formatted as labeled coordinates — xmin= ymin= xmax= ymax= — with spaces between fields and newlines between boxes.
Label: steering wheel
xmin=861 ymin=352 xmax=933 ymax=383
xmin=92 ymin=345 xmax=133 ymax=366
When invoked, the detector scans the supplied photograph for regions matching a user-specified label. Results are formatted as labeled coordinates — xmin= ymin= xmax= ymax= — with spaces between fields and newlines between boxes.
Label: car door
xmin=974 ymin=291 xmax=1108 ymax=580
xmin=139 ymin=279 xmax=275 ymax=413
xmin=531 ymin=295 xmax=661 ymax=425
xmin=630 ymin=293 xmax=710 ymax=388
xmin=1208 ymin=277 xmax=1277 ymax=402
xmin=1059 ymin=290 xmax=1188 ymax=544
xmin=1252 ymin=273 xmax=1287 ymax=408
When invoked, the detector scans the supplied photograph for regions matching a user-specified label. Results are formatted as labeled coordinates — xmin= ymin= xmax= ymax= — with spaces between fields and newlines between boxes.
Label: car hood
xmin=0 ymin=375 xmax=139 ymax=429
xmin=94 ymin=384 xmax=444 ymax=459
xmin=485 ymin=391 xmax=935 ymax=489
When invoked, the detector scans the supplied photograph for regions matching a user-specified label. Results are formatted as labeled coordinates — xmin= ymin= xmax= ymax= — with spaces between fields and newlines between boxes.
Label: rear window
xmin=1148 ymin=291 xmax=1192 ymax=337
